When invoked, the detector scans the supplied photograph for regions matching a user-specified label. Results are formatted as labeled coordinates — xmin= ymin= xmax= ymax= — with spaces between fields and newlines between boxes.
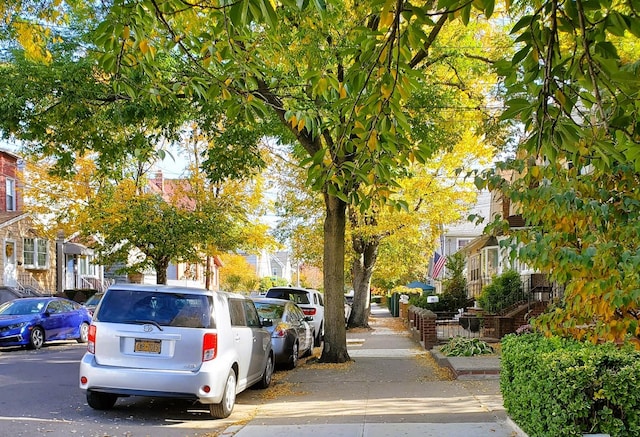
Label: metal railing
xmin=15 ymin=272 xmax=49 ymax=296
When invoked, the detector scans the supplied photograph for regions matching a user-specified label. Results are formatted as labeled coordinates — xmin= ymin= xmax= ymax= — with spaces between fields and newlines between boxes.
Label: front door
xmin=3 ymin=241 xmax=17 ymax=287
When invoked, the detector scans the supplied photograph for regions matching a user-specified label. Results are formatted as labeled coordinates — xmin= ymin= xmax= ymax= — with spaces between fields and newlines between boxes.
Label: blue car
xmin=0 ymin=297 xmax=92 ymax=350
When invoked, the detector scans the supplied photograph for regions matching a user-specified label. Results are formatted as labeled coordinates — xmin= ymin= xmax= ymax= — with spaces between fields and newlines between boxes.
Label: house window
xmin=6 ymin=178 xmax=15 ymax=211
xmin=469 ymin=254 xmax=480 ymax=282
xmin=457 ymin=238 xmax=472 ymax=250
xmin=78 ymin=256 xmax=97 ymax=276
xmin=23 ymin=238 xmax=48 ymax=268
xmin=481 ymin=246 xmax=499 ymax=279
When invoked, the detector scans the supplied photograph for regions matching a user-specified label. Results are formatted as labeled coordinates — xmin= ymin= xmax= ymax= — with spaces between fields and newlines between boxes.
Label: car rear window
xmin=254 ymin=302 xmax=285 ymax=320
xmin=95 ymin=289 xmax=214 ymax=328
xmin=266 ymin=289 xmax=310 ymax=305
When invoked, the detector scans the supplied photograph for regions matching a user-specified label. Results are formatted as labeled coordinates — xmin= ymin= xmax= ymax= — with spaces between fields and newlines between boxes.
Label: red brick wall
xmin=0 ymin=152 xmax=19 ymax=212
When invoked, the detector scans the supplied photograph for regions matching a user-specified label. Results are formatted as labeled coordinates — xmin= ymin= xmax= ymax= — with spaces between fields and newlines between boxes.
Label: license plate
xmin=134 ymin=339 xmax=161 ymax=354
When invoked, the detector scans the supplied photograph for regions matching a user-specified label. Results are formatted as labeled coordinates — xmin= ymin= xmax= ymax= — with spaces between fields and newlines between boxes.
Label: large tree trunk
xmin=319 ymin=193 xmax=350 ymax=363
xmin=349 ymin=236 xmax=379 ymax=328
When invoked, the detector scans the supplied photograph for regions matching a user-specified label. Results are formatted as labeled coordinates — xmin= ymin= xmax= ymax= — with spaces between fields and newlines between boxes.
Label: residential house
xmin=463 ymin=177 xmax=557 ymax=302
xmin=434 ymin=190 xmax=492 ymax=286
xmin=0 ymin=149 xmax=55 ymax=301
xmin=243 ymin=249 xmax=293 ymax=284
xmin=55 ymin=231 xmax=110 ymax=297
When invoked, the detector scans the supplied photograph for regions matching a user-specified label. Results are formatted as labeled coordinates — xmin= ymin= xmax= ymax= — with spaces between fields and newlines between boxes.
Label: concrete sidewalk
xmin=222 ymin=303 xmax=525 ymax=437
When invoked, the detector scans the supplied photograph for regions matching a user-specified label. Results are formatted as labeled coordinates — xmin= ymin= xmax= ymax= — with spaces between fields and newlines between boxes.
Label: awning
xmin=63 ymin=242 xmax=94 ymax=256
xmin=406 ymin=281 xmax=435 ymax=291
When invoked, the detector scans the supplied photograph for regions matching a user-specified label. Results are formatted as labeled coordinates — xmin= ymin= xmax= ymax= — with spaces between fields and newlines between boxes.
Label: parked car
xmin=82 ymin=292 xmax=104 ymax=315
xmin=0 ymin=297 xmax=92 ymax=350
xmin=79 ymin=284 xmax=274 ymax=419
xmin=344 ymin=296 xmax=352 ymax=324
xmin=265 ymin=286 xmax=325 ymax=346
xmin=252 ymin=297 xmax=314 ymax=369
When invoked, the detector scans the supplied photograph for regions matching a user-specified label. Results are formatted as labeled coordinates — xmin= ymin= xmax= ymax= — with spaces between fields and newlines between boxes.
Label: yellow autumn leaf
xmin=381 ymin=83 xmax=392 ymax=99
xmin=139 ymin=39 xmax=149 ymax=54
xmin=367 ymin=131 xmax=378 ymax=151
xmin=297 ymin=118 xmax=306 ymax=132
xmin=289 ymin=115 xmax=298 ymax=128
xmin=530 ymin=166 xmax=540 ymax=178
xmin=379 ymin=11 xmax=394 ymax=28
xmin=339 ymin=83 xmax=347 ymax=99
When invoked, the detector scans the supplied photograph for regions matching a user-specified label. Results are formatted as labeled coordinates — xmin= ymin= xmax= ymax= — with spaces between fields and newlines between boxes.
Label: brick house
xmin=0 ymin=149 xmax=56 ymax=301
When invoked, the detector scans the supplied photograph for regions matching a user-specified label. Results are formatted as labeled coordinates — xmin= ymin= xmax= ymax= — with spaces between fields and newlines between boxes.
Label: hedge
xmin=501 ymin=333 xmax=640 ymax=437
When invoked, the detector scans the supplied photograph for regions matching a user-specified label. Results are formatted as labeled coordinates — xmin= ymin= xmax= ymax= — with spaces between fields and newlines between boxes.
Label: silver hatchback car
xmin=79 ymin=284 xmax=274 ymax=418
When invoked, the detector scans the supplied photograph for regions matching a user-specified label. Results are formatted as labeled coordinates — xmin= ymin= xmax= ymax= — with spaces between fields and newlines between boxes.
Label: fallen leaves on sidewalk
xmin=413 ymin=352 xmax=455 ymax=381
xmin=260 ymin=380 xmax=306 ymax=400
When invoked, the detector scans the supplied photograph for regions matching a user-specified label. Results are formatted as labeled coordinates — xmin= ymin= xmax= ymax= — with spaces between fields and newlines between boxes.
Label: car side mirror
xmin=261 ymin=319 xmax=273 ymax=327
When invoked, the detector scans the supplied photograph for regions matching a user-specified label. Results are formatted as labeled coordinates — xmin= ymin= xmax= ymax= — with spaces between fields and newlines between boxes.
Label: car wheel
xmin=210 ymin=369 xmax=237 ymax=419
xmin=301 ymin=345 xmax=312 ymax=358
xmin=28 ymin=327 xmax=45 ymax=350
xmin=314 ymin=324 xmax=323 ymax=347
xmin=77 ymin=322 xmax=90 ymax=343
xmin=287 ymin=342 xmax=299 ymax=369
xmin=86 ymin=391 xmax=118 ymax=410
xmin=254 ymin=353 xmax=274 ymax=389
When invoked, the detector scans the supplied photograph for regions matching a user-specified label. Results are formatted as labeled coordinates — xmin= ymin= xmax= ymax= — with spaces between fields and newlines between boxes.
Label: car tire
xmin=314 ymin=324 xmax=323 ymax=347
xmin=301 ymin=344 xmax=312 ymax=358
xmin=287 ymin=342 xmax=299 ymax=369
xmin=77 ymin=322 xmax=90 ymax=343
xmin=28 ymin=327 xmax=44 ymax=350
xmin=210 ymin=369 xmax=236 ymax=419
xmin=254 ymin=353 xmax=274 ymax=389
xmin=86 ymin=391 xmax=118 ymax=410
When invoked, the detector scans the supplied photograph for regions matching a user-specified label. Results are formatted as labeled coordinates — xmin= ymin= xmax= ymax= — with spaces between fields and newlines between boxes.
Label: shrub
xmin=477 ymin=269 xmax=523 ymax=314
xmin=501 ymin=333 xmax=640 ymax=437
xmin=440 ymin=336 xmax=494 ymax=356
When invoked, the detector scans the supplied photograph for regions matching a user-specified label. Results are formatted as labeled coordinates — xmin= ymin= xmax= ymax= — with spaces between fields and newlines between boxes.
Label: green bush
xmin=501 ymin=333 xmax=640 ymax=437
xmin=477 ymin=269 xmax=523 ymax=314
xmin=440 ymin=336 xmax=494 ymax=356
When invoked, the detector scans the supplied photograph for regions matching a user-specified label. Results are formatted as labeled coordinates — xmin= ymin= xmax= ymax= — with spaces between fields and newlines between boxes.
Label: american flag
xmin=432 ymin=252 xmax=446 ymax=278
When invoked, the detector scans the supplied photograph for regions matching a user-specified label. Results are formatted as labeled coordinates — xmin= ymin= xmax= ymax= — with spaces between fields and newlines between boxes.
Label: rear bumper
xmin=78 ymin=353 xmax=229 ymax=404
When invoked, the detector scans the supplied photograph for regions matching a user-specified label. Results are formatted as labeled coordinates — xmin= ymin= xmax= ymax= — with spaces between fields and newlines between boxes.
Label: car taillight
xmin=302 ymin=308 xmax=316 ymax=316
xmin=202 ymin=333 xmax=217 ymax=362
xmin=274 ymin=323 xmax=288 ymax=337
xmin=87 ymin=325 xmax=96 ymax=354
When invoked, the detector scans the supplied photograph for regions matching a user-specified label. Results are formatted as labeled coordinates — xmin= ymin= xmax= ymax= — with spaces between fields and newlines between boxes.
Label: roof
xmin=0 ymin=212 xmax=29 ymax=228
xmin=63 ymin=242 xmax=94 ymax=256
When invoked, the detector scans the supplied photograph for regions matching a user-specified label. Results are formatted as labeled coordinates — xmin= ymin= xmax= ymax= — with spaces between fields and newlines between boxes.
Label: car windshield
xmin=254 ymin=302 xmax=285 ymax=321
xmin=95 ymin=289 xmax=215 ymax=328
xmin=0 ymin=300 xmax=46 ymax=315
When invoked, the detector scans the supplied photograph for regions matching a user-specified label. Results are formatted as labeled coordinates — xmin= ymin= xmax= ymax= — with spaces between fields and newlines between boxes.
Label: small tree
xmin=477 ymin=270 xmax=523 ymax=314
xmin=440 ymin=252 xmax=469 ymax=312
xmin=219 ymin=254 xmax=259 ymax=293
